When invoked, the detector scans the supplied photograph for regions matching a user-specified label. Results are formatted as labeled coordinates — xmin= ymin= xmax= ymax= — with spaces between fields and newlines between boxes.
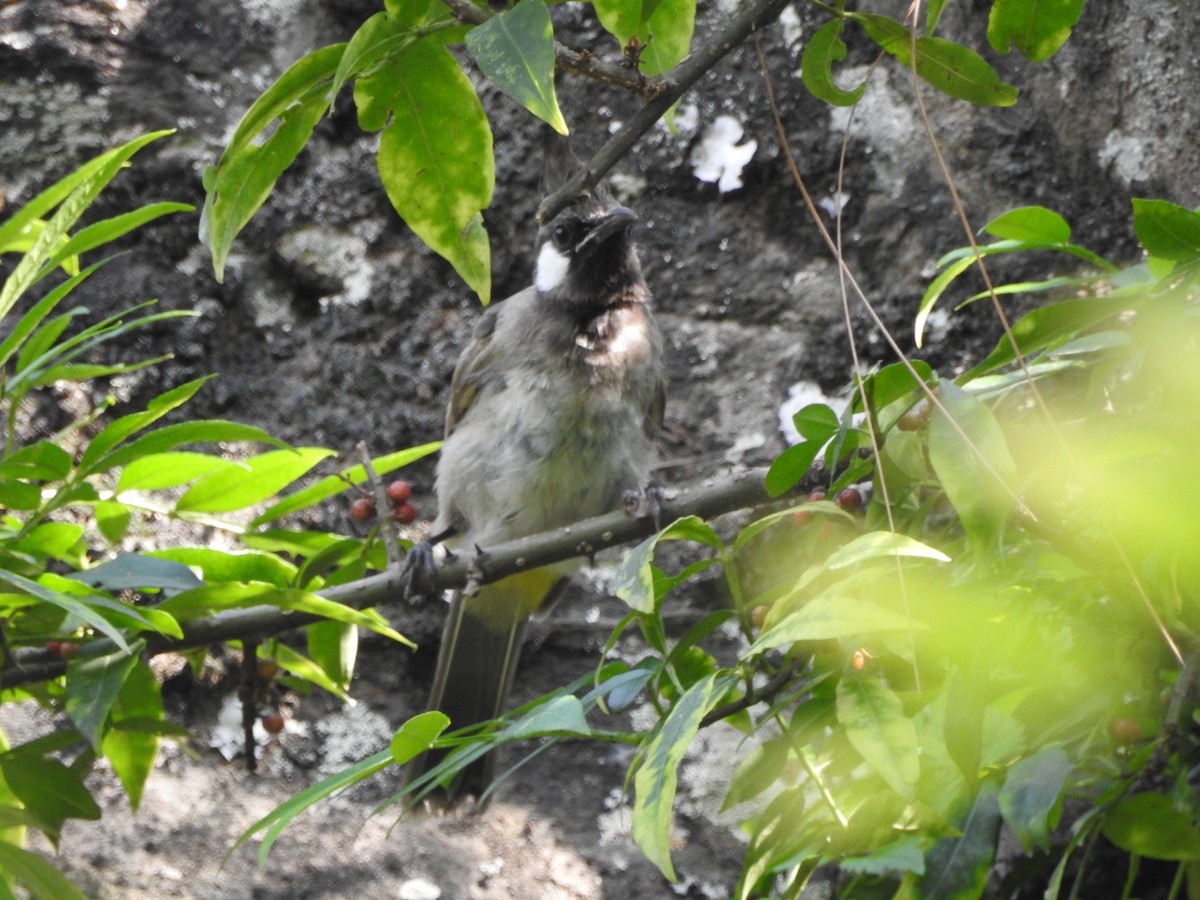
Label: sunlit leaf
xmin=752 ymin=594 xmax=925 ymax=654
xmin=175 ymin=448 xmax=335 ymax=513
xmin=502 ymin=695 xmax=591 ymax=740
xmin=252 ymin=441 xmax=439 ymax=526
xmin=357 ymin=41 xmax=494 ymax=303
xmin=612 ymin=516 xmax=723 ymax=613
xmin=390 ymin=710 xmax=451 ymax=765
xmin=983 ymin=205 xmax=1071 ymax=243
xmin=593 ymin=0 xmax=694 ymax=76
xmin=0 ymin=842 xmax=90 ymax=900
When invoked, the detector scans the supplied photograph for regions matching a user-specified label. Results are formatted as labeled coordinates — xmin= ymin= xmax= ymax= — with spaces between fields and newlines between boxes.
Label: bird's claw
xmin=400 ymin=541 xmax=438 ymax=603
xmin=623 ymin=484 xmax=665 ymax=530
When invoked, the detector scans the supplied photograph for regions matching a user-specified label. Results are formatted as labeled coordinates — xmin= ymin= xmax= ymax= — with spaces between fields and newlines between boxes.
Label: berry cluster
xmin=349 ymin=479 xmax=418 ymax=525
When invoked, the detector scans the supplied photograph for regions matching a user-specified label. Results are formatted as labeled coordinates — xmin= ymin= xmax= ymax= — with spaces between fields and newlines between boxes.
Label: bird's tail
xmin=409 ymin=570 xmax=563 ymax=803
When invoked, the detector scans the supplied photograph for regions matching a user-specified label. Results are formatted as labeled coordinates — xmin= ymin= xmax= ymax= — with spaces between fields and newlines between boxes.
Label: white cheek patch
xmin=534 ymin=242 xmax=570 ymax=293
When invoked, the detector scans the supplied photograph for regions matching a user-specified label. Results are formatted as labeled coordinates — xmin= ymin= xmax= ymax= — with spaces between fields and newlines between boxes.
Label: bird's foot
xmin=623 ymin=484 xmax=666 ymax=530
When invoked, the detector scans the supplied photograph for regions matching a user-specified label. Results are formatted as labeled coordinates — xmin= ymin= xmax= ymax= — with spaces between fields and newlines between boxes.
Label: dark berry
xmin=393 ymin=501 xmax=418 ymax=525
xmin=386 ymin=480 xmax=413 ymax=503
xmin=350 ymin=496 xmax=375 ymax=522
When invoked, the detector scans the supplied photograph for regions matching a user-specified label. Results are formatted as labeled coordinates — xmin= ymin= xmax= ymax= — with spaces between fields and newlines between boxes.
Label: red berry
xmin=393 ymin=501 xmax=418 ymax=525
xmin=261 ymin=711 xmax=286 ymax=734
xmin=257 ymin=658 xmax=279 ymax=681
xmin=350 ymin=496 xmax=375 ymax=522
xmin=835 ymin=488 xmax=862 ymax=511
xmin=386 ymin=480 xmax=413 ymax=503
xmin=45 ymin=641 xmax=79 ymax=659
xmin=851 ymin=649 xmax=867 ymax=671
xmin=792 ymin=490 xmax=827 ymax=525
xmin=1109 ymin=718 xmax=1142 ymax=744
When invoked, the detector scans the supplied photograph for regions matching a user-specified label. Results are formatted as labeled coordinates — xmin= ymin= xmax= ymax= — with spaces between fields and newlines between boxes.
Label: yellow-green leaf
xmin=357 ymin=41 xmax=494 ymax=303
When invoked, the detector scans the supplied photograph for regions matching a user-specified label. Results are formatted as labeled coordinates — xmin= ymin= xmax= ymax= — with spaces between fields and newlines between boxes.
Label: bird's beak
xmin=575 ymin=206 xmax=638 ymax=252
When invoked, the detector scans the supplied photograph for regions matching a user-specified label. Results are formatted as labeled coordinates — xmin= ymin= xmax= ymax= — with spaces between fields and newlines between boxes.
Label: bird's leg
xmin=401 ymin=526 xmax=457 ymax=601
xmin=623 ymin=483 xmax=666 ymax=531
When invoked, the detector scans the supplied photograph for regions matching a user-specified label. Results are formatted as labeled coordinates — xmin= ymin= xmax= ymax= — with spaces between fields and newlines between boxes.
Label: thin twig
xmin=357 ymin=440 xmax=401 ymax=568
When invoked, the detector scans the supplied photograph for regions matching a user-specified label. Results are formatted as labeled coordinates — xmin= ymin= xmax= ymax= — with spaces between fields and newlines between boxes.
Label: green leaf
xmin=852 ymin=14 xmax=1018 ymax=107
xmin=357 ymin=41 xmax=494 ymax=303
xmin=0 ymin=261 xmax=104 ymax=370
xmin=960 ymin=295 xmax=1128 ymax=381
xmin=271 ymin=642 xmax=351 ymax=700
xmin=843 ymin=836 xmax=927 ymax=876
xmin=0 ymin=570 xmax=132 ymax=652
xmin=592 ymin=0 xmax=695 ymax=76
xmin=983 ymin=205 xmax=1071 ymax=243
xmin=331 ymin=12 xmax=416 ymax=102
xmin=0 ymin=842 xmax=90 ymax=900
xmin=12 ymin=523 xmax=86 ymax=567
xmin=307 ymin=619 xmax=358 ymax=691
xmin=0 ymin=754 xmax=101 ymax=846
xmin=633 ymin=673 xmax=735 ymax=881
xmin=836 ymin=672 xmax=920 ymax=800
xmin=927 ymin=382 xmax=1016 ymax=554
xmin=502 ymin=695 xmax=591 ymax=740
xmin=201 ymin=44 xmax=344 ymax=281
xmin=468 ymin=0 xmax=568 ymax=134
xmin=80 ymin=376 xmax=216 ymax=472
xmin=917 ymin=779 xmax=1001 ymax=898
xmin=173 ymin=447 xmax=334 ymax=513
xmin=97 ymin=420 xmax=289 ymax=474
xmin=752 ymin=594 xmax=924 ymax=654
xmin=64 ymin=642 xmax=144 ymax=750
xmin=93 ymin=500 xmax=131 ymax=544
xmin=43 ymin=202 xmax=193 ymax=274
xmin=734 ymin=788 xmax=809 ymax=900
xmin=801 ymin=18 xmax=868 ymax=107
xmin=155 ymin=583 xmax=412 ymax=647
xmin=764 ymin=439 xmax=823 ymax=497
xmin=0 ymin=130 xmax=174 ymax=320
xmin=252 ymin=442 xmax=439 ymax=526
xmin=721 ymin=737 xmax=789 ymax=812
xmin=231 ymin=748 xmax=393 ymax=868
xmin=1132 ymin=198 xmax=1200 ymax=262
xmin=390 ymin=710 xmax=451 ymax=765
xmin=997 ymin=747 xmax=1070 ymax=853
xmin=100 ymin=659 xmax=162 ymax=811
xmin=1104 ymin=793 xmax=1200 ymax=861
xmin=987 ymin=0 xmax=1085 ymax=62
xmin=612 ymin=516 xmax=723 ymax=613
xmin=116 ymin=451 xmax=234 ymax=491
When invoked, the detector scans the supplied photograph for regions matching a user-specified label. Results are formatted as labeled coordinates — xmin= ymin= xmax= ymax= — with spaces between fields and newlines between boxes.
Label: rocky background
xmin=1 ymin=1 xmax=1197 ymax=897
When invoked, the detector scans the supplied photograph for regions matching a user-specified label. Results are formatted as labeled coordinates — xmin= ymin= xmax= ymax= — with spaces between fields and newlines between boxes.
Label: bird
xmin=407 ymin=139 xmax=665 ymax=803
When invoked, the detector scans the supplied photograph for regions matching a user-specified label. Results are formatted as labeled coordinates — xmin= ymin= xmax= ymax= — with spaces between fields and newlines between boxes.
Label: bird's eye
xmin=552 ymin=222 xmax=574 ymax=250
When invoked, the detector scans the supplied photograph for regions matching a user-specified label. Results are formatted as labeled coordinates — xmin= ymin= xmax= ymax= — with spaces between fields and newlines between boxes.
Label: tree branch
xmin=536 ymin=0 xmax=793 ymax=224
xmin=439 ymin=0 xmax=665 ymax=100
xmin=0 ymin=467 xmax=804 ymax=690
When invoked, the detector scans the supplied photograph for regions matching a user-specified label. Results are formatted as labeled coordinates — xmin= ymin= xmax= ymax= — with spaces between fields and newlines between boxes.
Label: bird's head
xmin=533 ymin=193 xmax=644 ymax=307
